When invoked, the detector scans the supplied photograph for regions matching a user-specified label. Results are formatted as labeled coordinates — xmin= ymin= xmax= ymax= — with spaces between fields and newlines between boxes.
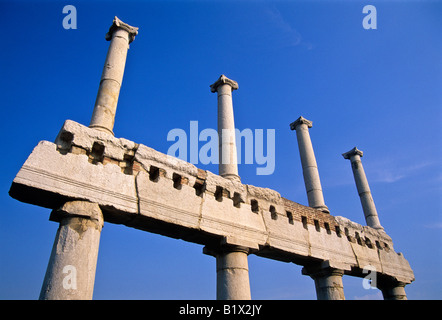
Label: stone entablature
xmin=10 ymin=119 xmax=414 ymax=285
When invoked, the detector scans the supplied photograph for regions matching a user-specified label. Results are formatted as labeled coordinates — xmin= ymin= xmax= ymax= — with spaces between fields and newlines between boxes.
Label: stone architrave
xmin=9 ymin=119 xmax=415 ymax=299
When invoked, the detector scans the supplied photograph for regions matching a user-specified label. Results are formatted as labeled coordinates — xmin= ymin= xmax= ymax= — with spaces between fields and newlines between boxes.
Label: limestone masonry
xmin=9 ymin=17 xmax=414 ymax=300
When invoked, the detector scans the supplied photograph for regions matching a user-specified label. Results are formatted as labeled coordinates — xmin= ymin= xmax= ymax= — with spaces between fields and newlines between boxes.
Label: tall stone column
xmin=290 ymin=116 xmax=329 ymax=213
xmin=39 ymin=201 xmax=104 ymax=300
xmin=342 ymin=147 xmax=383 ymax=230
xmin=302 ymin=267 xmax=345 ymax=300
xmin=208 ymin=75 xmax=251 ymax=300
xmin=210 ymin=75 xmax=240 ymax=182
xmin=89 ymin=16 xmax=138 ymax=136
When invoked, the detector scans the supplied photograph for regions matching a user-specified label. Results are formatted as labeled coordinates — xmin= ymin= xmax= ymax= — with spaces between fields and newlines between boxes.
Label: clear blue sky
xmin=0 ymin=0 xmax=440 ymax=300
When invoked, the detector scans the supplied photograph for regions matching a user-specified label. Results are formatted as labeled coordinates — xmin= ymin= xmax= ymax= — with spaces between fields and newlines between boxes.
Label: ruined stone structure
xmin=9 ymin=17 xmax=414 ymax=300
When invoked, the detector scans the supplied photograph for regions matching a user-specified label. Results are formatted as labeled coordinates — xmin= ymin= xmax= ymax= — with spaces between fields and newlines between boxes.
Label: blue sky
xmin=0 ymin=0 xmax=441 ymax=299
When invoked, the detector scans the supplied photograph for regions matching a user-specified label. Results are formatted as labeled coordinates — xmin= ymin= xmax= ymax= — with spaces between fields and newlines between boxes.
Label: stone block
xmin=135 ymin=171 xmax=202 ymax=230
xmin=10 ymin=140 xmax=138 ymax=218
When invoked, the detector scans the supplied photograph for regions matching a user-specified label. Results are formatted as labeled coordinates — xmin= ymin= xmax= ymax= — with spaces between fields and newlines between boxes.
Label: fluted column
xmin=89 ymin=16 xmax=138 ymax=136
xmin=290 ymin=116 xmax=329 ymax=213
xmin=342 ymin=147 xmax=383 ymax=230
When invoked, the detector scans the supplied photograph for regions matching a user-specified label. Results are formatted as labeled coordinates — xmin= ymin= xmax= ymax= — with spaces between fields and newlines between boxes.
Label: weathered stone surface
xmin=290 ymin=116 xmax=329 ymax=213
xmin=105 ymin=16 xmax=138 ymax=44
xmin=303 ymin=267 xmax=346 ymax=300
xmin=56 ymin=119 xmax=137 ymax=161
xmin=210 ymin=74 xmax=239 ymax=93
xmin=39 ymin=201 xmax=103 ymax=300
xmin=246 ymin=184 xmax=281 ymax=203
xmin=134 ymin=143 xmax=199 ymax=178
xmin=199 ymin=191 xmax=267 ymax=250
xmin=135 ymin=170 xmax=202 ymax=230
xmin=10 ymin=139 xmax=138 ymax=216
xmin=89 ymin=17 xmax=138 ymax=135
xmin=9 ymin=120 xmax=415 ymax=285
xmin=342 ymin=147 xmax=383 ymax=229
xmin=211 ymin=75 xmax=240 ymax=181
xmin=52 ymin=200 xmax=104 ymax=227
xmin=216 ymin=250 xmax=251 ymax=300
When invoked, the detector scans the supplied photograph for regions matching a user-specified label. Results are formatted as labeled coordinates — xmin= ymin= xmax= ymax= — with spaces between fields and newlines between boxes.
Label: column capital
xmin=302 ymin=264 xmax=345 ymax=300
xmin=105 ymin=16 xmax=139 ymax=43
xmin=210 ymin=74 xmax=239 ymax=93
xmin=302 ymin=265 xmax=345 ymax=279
xmin=202 ymin=235 xmax=259 ymax=257
xmin=290 ymin=116 xmax=312 ymax=130
xmin=203 ymin=245 xmax=250 ymax=257
xmin=376 ymin=276 xmax=409 ymax=300
xmin=342 ymin=147 xmax=364 ymax=160
xmin=49 ymin=201 xmax=104 ymax=230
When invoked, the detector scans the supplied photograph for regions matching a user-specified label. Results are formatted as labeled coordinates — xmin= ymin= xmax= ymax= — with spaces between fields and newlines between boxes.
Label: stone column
xmin=342 ymin=147 xmax=383 ymax=230
xmin=209 ymin=75 xmax=251 ymax=300
xmin=89 ymin=16 xmax=138 ymax=136
xmin=210 ymin=75 xmax=240 ymax=182
xmin=290 ymin=116 xmax=329 ymax=213
xmin=204 ymin=245 xmax=251 ymax=300
xmin=376 ymin=277 xmax=408 ymax=300
xmin=302 ymin=267 xmax=345 ymax=300
xmin=216 ymin=248 xmax=251 ymax=300
xmin=39 ymin=201 xmax=104 ymax=300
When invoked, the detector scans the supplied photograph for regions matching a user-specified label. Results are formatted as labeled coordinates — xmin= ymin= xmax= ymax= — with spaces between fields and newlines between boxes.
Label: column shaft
xmin=342 ymin=147 xmax=383 ymax=229
xmin=216 ymin=250 xmax=251 ymax=300
xmin=377 ymin=278 xmax=408 ymax=300
xmin=210 ymin=75 xmax=250 ymax=299
xmin=303 ymin=267 xmax=345 ymax=300
xmin=211 ymin=75 xmax=240 ymax=181
xmin=313 ymin=272 xmax=345 ymax=300
xmin=89 ymin=17 xmax=138 ymax=136
xmin=39 ymin=201 xmax=103 ymax=300
xmin=290 ymin=117 xmax=329 ymax=213
xmin=380 ymin=285 xmax=408 ymax=300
